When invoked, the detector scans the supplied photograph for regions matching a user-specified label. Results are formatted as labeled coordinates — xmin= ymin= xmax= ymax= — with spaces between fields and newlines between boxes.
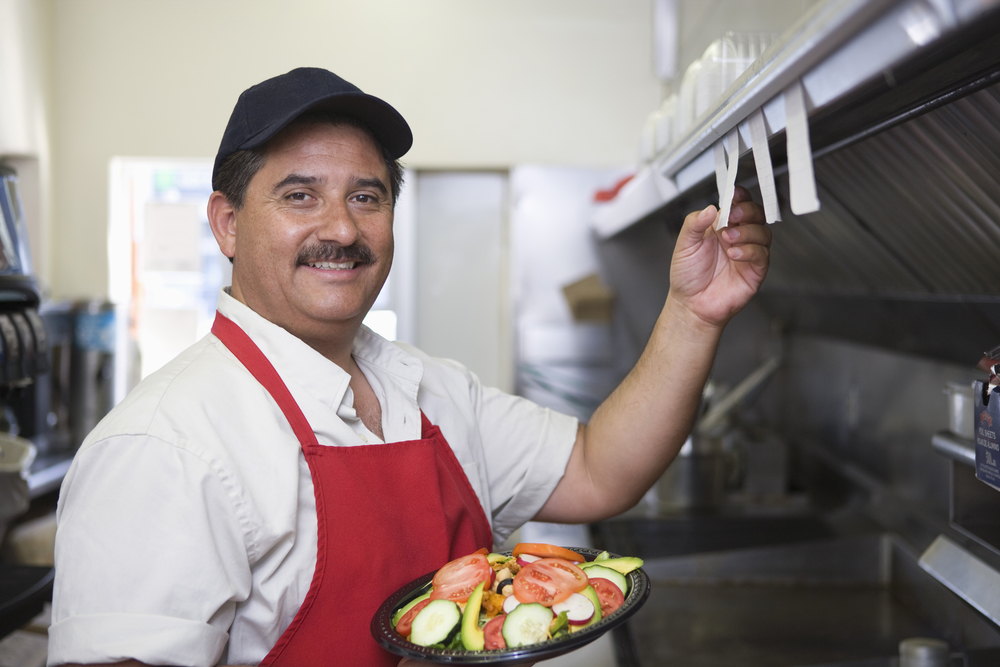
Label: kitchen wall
xmin=0 ymin=0 xmax=53 ymax=290
xmin=46 ymin=0 xmax=663 ymax=301
xmin=34 ymin=0 xmax=826 ymax=304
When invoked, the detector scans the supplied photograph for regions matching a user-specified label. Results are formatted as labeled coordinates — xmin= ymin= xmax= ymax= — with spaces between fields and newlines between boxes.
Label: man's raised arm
xmin=536 ymin=187 xmax=771 ymax=524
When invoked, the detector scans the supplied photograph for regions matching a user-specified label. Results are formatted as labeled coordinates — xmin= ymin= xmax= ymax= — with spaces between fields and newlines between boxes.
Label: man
xmin=48 ymin=68 xmax=770 ymax=667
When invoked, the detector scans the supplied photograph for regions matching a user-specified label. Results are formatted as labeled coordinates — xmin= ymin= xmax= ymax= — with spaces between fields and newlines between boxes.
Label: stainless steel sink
xmin=592 ymin=521 xmax=1000 ymax=667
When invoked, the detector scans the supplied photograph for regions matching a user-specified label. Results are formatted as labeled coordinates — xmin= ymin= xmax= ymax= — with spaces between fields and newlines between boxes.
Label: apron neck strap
xmin=212 ymin=312 xmax=320 ymax=449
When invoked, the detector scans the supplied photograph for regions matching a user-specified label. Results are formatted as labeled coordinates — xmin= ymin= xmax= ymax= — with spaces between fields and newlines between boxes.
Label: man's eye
xmin=288 ymin=192 xmax=309 ymax=201
xmin=355 ymin=194 xmax=372 ymax=203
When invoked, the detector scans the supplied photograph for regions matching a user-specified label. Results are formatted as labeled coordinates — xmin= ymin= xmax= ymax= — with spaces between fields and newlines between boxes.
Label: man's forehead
xmin=257 ymin=122 xmax=389 ymax=185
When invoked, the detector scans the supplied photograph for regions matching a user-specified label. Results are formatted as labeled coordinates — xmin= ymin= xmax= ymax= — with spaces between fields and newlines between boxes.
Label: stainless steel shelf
xmin=593 ymin=0 xmax=1000 ymax=238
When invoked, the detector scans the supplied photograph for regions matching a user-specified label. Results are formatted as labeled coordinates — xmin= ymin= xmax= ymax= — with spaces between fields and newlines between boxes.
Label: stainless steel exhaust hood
xmin=595 ymin=0 xmax=1000 ymax=365
xmin=754 ymin=79 xmax=1000 ymax=365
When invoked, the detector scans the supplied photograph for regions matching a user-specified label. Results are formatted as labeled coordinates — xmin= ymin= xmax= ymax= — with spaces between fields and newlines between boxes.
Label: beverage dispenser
xmin=0 ymin=165 xmax=48 ymax=433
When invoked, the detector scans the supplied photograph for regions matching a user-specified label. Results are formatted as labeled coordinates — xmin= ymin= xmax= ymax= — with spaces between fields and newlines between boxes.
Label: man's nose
xmin=316 ymin=199 xmax=361 ymax=245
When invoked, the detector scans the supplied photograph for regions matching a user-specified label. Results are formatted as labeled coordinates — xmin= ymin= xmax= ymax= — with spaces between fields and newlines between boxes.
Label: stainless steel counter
xmin=592 ymin=516 xmax=1000 ymax=666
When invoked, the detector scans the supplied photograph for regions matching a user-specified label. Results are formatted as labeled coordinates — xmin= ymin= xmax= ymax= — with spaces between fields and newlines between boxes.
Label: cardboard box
xmin=562 ymin=273 xmax=614 ymax=323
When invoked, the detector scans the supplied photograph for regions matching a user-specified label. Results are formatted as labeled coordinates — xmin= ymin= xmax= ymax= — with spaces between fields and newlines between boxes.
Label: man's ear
xmin=207 ymin=191 xmax=238 ymax=260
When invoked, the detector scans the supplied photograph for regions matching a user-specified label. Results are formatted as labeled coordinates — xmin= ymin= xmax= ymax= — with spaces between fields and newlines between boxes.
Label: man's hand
xmin=669 ymin=185 xmax=770 ymax=329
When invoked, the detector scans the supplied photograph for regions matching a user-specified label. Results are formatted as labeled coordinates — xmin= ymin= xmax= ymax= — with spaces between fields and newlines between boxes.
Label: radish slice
xmin=502 ymin=594 xmax=521 ymax=614
xmin=515 ymin=554 xmax=541 ymax=568
xmin=552 ymin=592 xmax=595 ymax=625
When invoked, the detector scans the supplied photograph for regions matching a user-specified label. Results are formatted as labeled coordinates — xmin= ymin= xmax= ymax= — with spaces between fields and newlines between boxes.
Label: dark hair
xmin=213 ymin=112 xmax=405 ymax=211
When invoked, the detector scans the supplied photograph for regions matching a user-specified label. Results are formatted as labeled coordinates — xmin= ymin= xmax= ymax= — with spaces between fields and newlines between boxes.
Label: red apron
xmin=211 ymin=313 xmax=493 ymax=666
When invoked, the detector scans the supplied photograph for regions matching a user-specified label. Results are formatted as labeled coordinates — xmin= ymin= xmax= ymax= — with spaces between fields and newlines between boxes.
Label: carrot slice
xmin=512 ymin=543 xmax=583 ymax=562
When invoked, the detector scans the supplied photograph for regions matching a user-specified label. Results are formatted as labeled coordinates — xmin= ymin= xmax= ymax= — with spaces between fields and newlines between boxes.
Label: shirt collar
xmin=215 ymin=288 xmax=422 ymax=411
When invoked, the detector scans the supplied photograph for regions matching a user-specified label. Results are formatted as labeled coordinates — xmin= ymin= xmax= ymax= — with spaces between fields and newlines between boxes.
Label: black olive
xmin=497 ymin=578 xmax=513 ymax=595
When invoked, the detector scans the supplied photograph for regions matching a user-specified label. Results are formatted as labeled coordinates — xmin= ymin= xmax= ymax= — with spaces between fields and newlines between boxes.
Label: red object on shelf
xmin=593 ymin=174 xmax=634 ymax=202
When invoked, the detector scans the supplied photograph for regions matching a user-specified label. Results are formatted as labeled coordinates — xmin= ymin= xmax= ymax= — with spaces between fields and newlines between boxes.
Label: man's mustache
xmin=296 ymin=242 xmax=377 ymax=266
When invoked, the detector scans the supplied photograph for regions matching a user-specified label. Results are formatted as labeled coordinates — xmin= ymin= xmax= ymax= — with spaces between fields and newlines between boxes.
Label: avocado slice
xmin=486 ymin=552 xmax=510 ymax=565
xmin=577 ymin=585 xmax=602 ymax=629
xmin=582 ymin=555 xmax=644 ymax=575
xmin=461 ymin=581 xmax=486 ymax=650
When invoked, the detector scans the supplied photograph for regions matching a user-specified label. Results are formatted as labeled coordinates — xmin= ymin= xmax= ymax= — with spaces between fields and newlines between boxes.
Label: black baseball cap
xmin=212 ymin=67 xmax=412 ymax=188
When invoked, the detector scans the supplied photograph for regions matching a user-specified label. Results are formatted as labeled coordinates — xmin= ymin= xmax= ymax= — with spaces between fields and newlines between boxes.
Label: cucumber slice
xmin=581 ymin=563 xmax=628 ymax=596
xmin=502 ymin=602 xmax=554 ymax=648
xmin=409 ymin=599 xmax=462 ymax=648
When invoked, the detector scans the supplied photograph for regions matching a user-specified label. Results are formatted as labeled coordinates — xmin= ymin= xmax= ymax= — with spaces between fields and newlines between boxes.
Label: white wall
xmin=0 ymin=0 xmax=53 ymax=287
xmin=48 ymin=0 xmax=664 ymax=300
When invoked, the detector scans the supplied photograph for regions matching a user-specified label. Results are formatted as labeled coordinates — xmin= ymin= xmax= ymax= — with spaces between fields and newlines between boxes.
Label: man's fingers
xmin=727 ymin=186 xmax=765 ymax=226
xmin=732 ymin=185 xmax=754 ymax=203
xmin=683 ymin=204 xmax=719 ymax=237
xmin=726 ymin=242 xmax=770 ymax=266
xmin=728 ymin=201 xmax=765 ymax=226
xmin=722 ymin=220 xmax=771 ymax=249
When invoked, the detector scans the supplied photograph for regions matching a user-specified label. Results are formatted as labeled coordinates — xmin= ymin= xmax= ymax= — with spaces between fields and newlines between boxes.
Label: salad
xmin=390 ymin=543 xmax=643 ymax=652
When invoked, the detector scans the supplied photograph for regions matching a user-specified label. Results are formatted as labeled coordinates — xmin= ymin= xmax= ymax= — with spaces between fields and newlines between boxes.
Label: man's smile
xmin=305 ymin=260 xmax=358 ymax=270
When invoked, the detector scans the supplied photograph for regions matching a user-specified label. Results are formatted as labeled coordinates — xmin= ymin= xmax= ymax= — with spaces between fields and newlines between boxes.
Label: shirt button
xmin=359 ymin=433 xmax=368 ymax=443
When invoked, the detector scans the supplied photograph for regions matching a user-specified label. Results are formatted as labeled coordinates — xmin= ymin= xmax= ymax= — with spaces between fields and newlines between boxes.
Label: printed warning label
xmin=974 ymin=382 xmax=1000 ymax=491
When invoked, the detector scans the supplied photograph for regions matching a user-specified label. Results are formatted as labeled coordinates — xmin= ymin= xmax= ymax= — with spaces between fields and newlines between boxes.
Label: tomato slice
xmin=589 ymin=578 xmax=625 ymax=617
xmin=512 ymin=543 xmax=583 ymax=562
xmin=430 ymin=553 xmax=492 ymax=602
xmin=483 ymin=614 xmax=506 ymax=650
xmin=512 ymin=558 xmax=589 ymax=606
xmin=395 ymin=598 xmax=430 ymax=638
xmin=473 ymin=547 xmax=490 ymax=556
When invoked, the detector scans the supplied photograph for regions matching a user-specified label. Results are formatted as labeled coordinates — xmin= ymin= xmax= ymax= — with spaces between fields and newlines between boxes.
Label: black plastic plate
xmin=371 ymin=547 xmax=650 ymax=665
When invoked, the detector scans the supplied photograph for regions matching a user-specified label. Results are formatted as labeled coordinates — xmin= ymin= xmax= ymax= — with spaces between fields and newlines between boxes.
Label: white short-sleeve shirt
xmin=48 ymin=290 xmax=578 ymax=667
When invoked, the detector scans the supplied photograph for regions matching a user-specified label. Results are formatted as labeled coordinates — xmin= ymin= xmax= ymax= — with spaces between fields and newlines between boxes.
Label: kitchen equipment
xmin=656 ymin=356 xmax=782 ymax=511
xmin=0 ymin=166 xmax=33 ymax=280
xmin=944 ymin=381 xmax=975 ymax=440
xmin=69 ymin=300 xmax=117 ymax=447
xmin=656 ymin=435 xmax=731 ymax=511
xmin=0 ymin=432 xmax=36 ymax=545
xmin=899 ymin=637 xmax=950 ymax=667
xmin=675 ymin=59 xmax=701 ymax=141
xmin=371 ymin=547 xmax=650 ymax=665
xmin=0 ymin=164 xmax=48 ymax=470
xmin=696 ymin=355 xmax=782 ymax=437
xmin=0 ymin=165 xmax=58 ymax=644
xmin=696 ymin=32 xmax=779 ymax=120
